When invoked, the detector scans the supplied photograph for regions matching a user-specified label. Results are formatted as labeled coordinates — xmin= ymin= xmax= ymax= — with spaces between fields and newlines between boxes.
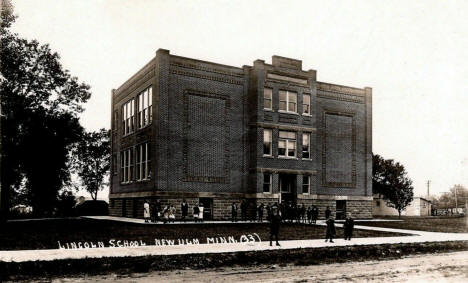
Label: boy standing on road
xmin=325 ymin=216 xmax=336 ymax=243
xmin=343 ymin=213 xmax=355 ymax=240
xmin=269 ymin=203 xmax=281 ymax=246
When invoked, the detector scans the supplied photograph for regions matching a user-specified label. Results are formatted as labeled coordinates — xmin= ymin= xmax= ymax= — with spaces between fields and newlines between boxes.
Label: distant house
xmin=373 ymin=196 xmax=432 ymax=216
xmin=75 ymin=196 xmax=108 ymax=207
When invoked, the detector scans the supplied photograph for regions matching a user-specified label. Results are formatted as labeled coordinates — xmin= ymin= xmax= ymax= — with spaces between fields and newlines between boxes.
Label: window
xmin=263 ymin=88 xmax=272 ymax=110
xmin=302 ymin=175 xmax=310 ymax=194
xmin=376 ymin=201 xmax=380 ymax=207
xmin=302 ymin=133 xmax=310 ymax=159
xmin=135 ymin=142 xmax=151 ymax=181
xmin=263 ymin=173 xmax=272 ymax=193
xmin=137 ymin=87 xmax=153 ymax=128
xmin=120 ymin=148 xmax=134 ymax=183
xmin=122 ymin=99 xmax=135 ymax=135
xmin=278 ymin=131 xmax=296 ymax=157
xmin=303 ymin=94 xmax=311 ymax=115
xmin=263 ymin=129 xmax=272 ymax=156
xmin=279 ymin=90 xmax=297 ymax=113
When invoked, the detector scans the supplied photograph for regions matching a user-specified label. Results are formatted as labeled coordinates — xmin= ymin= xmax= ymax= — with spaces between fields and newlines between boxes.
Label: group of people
xmin=324 ymin=211 xmax=355 ymax=243
xmin=230 ymin=201 xmax=266 ymax=222
xmin=143 ymin=199 xmax=193 ymax=224
xmin=230 ymin=201 xmax=321 ymax=224
xmin=143 ymin=199 xmax=355 ymax=245
xmin=276 ymin=202 xmax=321 ymax=224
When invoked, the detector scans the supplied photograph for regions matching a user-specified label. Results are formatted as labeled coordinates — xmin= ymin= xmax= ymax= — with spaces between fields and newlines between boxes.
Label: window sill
xmin=302 ymin=113 xmax=313 ymax=117
xmin=278 ymin=156 xmax=298 ymax=160
xmin=263 ymin=155 xmax=274 ymax=158
xmin=135 ymin=178 xmax=151 ymax=182
xmin=263 ymin=108 xmax=274 ymax=112
xmin=278 ymin=110 xmax=299 ymax=116
xmin=302 ymin=158 xmax=313 ymax=161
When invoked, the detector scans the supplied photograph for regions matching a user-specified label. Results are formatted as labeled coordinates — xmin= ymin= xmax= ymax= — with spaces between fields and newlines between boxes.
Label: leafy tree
xmin=72 ymin=129 xmax=110 ymax=200
xmin=435 ymin=185 xmax=468 ymax=209
xmin=0 ymin=5 xmax=91 ymax=216
xmin=373 ymin=154 xmax=414 ymax=218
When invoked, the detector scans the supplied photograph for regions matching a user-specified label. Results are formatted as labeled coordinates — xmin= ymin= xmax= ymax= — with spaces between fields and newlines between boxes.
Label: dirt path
xmin=53 ymin=251 xmax=468 ymax=282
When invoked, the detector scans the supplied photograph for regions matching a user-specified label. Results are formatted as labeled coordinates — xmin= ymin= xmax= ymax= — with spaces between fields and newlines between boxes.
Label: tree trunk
xmin=398 ymin=210 xmax=401 ymax=219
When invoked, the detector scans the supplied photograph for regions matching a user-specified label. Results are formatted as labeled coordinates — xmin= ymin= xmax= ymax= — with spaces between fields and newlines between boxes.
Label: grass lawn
xmin=357 ymin=216 xmax=468 ymax=233
xmin=0 ymin=218 xmax=410 ymax=250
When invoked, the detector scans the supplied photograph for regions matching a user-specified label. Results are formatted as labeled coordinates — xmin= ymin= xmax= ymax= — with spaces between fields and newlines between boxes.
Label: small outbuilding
xmin=373 ymin=196 xmax=432 ymax=217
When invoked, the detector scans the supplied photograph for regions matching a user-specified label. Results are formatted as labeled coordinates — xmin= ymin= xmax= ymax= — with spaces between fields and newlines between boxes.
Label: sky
xmin=10 ymin=0 xmax=468 ymax=199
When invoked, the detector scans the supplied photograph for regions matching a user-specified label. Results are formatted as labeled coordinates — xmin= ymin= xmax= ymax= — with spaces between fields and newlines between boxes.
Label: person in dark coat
xmin=325 ymin=206 xmax=331 ymax=220
xmin=150 ymin=201 xmax=156 ymax=223
xmin=343 ymin=213 xmax=355 ymax=240
xmin=310 ymin=205 xmax=315 ymax=224
xmin=269 ymin=203 xmax=281 ymax=246
xmin=152 ymin=199 xmax=161 ymax=223
xmin=300 ymin=204 xmax=306 ymax=223
xmin=181 ymin=199 xmax=189 ymax=223
xmin=240 ymin=199 xmax=247 ymax=221
xmin=306 ymin=206 xmax=312 ymax=224
xmin=265 ymin=204 xmax=271 ymax=222
xmin=258 ymin=203 xmax=264 ymax=222
xmin=193 ymin=204 xmax=200 ymax=223
xmin=325 ymin=216 xmax=336 ymax=243
xmin=250 ymin=202 xmax=257 ymax=222
xmin=313 ymin=206 xmax=319 ymax=224
xmin=231 ymin=202 xmax=238 ymax=222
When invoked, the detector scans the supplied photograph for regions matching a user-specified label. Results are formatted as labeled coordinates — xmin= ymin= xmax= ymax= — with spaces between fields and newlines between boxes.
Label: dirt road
xmin=55 ymin=251 xmax=468 ymax=282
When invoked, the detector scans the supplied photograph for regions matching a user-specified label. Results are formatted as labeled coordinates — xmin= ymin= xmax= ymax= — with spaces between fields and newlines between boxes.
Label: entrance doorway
xmin=199 ymin=198 xmax=213 ymax=220
xmin=279 ymin=174 xmax=297 ymax=204
xmin=336 ymin=200 xmax=347 ymax=220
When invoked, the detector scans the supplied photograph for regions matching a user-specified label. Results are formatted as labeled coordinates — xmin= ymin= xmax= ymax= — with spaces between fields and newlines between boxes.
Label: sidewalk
xmin=1 ymin=217 xmax=467 ymax=263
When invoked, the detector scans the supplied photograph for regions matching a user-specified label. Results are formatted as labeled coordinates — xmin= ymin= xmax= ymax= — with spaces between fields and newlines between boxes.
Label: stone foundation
xmin=109 ymin=193 xmax=373 ymax=220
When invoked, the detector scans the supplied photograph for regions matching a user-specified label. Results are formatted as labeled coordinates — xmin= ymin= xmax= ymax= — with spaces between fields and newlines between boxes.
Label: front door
xmin=279 ymin=174 xmax=297 ymax=204
xmin=336 ymin=200 xmax=346 ymax=220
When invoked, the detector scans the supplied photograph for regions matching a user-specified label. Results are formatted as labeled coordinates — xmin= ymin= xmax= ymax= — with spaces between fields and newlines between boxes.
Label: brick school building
xmin=109 ymin=49 xmax=373 ymax=220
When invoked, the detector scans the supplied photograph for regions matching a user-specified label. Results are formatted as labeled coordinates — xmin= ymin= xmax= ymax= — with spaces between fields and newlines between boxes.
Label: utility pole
xmin=455 ymin=185 xmax=458 ymax=212
xmin=426 ymin=180 xmax=430 ymax=199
